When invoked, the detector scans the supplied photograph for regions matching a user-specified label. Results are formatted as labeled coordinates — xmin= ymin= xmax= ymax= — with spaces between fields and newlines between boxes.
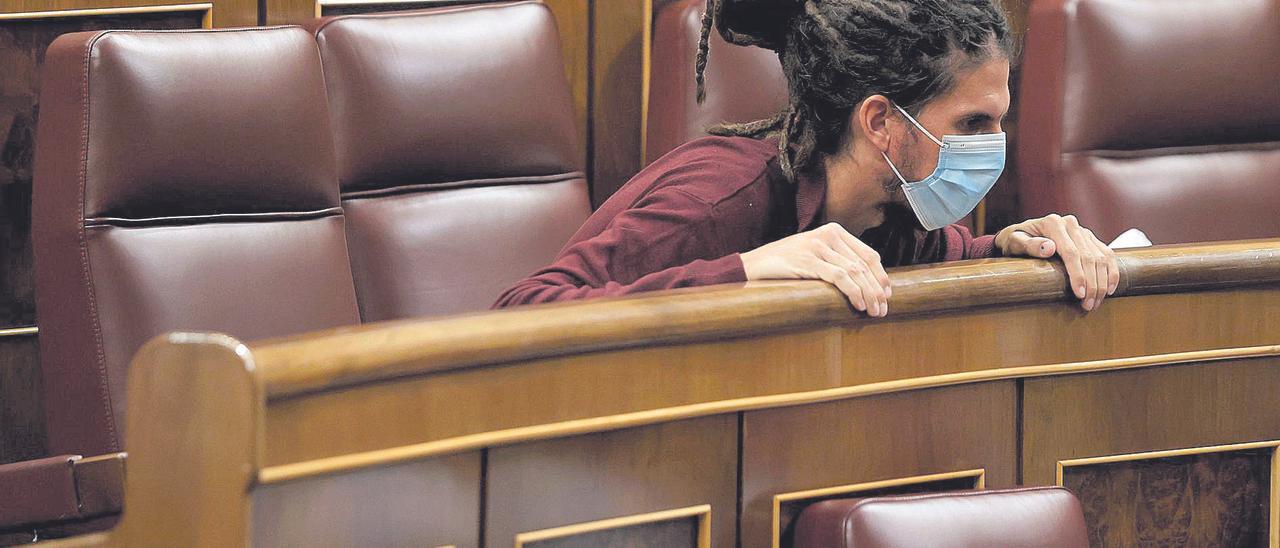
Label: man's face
xmin=885 ymin=58 xmax=1011 ymax=200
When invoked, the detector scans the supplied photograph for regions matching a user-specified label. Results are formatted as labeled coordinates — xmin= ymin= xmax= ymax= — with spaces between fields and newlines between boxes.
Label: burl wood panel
xmin=526 ymin=518 xmax=700 ymax=548
xmin=252 ymin=451 xmax=481 ymax=547
xmin=1023 ymin=357 xmax=1280 ymax=485
xmin=0 ymin=10 xmax=205 ymax=327
xmin=487 ymin=415 xmax=738 ymax=548
xmin=741 ymin=381 xmax=1017 ymax=548
xmin=0 ymin=334 xmax=43 ymax=464
xmin=1064 ymin=448 xmax=1272 ymax=547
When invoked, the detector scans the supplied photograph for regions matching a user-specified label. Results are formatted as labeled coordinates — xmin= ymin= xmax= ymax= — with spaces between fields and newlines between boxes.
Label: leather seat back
xmin=645 ymin=0 xmax=787 ymax=164
xmin=1017 ymin=0 xmax=1280 ymax=243
xmin=313 ymin=2 xmax=592 ymax=321
xmin=794 ymin=487 xmax=1089 ymax=548
xmin=32 ymin=27 xmax=360 ymax=457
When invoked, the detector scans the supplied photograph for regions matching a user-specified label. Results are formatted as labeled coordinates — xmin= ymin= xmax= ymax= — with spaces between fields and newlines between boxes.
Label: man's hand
xmin=741 ymin=223 xmax=892 ymax=317
xmin=995 ymin=214 xmax=1120 ymax=311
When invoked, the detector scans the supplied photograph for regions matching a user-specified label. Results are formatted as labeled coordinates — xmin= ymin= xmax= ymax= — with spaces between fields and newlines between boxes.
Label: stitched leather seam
xmin=84 ymin=207 xmax=343 ymax=228
xmin=341 ymin=171 xmax=585 ymax=200
xmin=79 ymin=31 xmax=116 ymax=452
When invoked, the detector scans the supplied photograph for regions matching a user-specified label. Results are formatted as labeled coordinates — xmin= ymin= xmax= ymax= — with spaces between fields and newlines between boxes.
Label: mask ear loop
xmin=892 ymin=103 xmax=946 ymax=148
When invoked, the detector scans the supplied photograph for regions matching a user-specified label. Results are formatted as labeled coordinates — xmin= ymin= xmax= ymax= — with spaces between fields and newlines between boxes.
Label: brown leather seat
xmin=312 ymin=1 xmax=592 ymax=321
xmin=645 ymin=0 xmax=787 ymax=165
xmin=1016 ymin=0 xmax=1280 ymax=244
xmin=31 ymin=26 xmax=360 ymax=462
xmin=794 ymin=487 xmax=1088 ymax=548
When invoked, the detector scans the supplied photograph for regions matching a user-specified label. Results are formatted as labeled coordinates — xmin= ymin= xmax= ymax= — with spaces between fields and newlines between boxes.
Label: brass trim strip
xmin=257 ymin=344 xmax=1280 ymax=485
xmin=1056 ymin=440 xmax=1280 ymax=548
xmin=317 ymin=0 xmax=435 ymax=6
xmin=513 ymin=504 xmax=711 ymax=547
xmin=771 ymin=469 xmax=985 ymax=548
xmin=0 ymin=4 xmax=213 ymax=22
xmin=638 ymin=0 xmax=653 ymax=166
xmin=0 ymin=326 xmax=37 ymax=338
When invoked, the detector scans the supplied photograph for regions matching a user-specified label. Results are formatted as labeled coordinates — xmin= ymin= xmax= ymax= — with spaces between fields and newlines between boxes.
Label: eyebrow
xmin=958 ymin=112 xmax=999 ymax=127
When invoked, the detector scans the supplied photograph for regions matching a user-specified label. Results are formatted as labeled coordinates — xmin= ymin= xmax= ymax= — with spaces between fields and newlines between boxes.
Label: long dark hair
xmin=696 ymin=0 xmax=1013 ymax=181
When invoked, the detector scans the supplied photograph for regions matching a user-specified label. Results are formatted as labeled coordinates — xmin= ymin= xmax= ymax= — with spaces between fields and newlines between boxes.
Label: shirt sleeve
xmin=492 ymin=188 xmax=748 ymax=308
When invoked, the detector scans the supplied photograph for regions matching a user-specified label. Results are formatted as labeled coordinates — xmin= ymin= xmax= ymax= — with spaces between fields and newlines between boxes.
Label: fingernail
xmin=885 ymin=286 xmax=893 ymax=298
xmin=1084 ymin=298 xmax=1095 ymax=311
xmin=1041 ymin=242 xmax=1051 ymax=253
xmin=1076 ymin=286 xmax=1085 ymax=298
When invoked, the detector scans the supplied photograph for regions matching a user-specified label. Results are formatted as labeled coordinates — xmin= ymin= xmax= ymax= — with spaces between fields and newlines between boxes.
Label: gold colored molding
xmin=513 ymin=504 xmax=711 ymax=548
xmin=1056 ymin=440 xmax=1279 ymax=547
xmin=258 ymin=344 xmax=1280 ymax=485
xmin=0 ymin=326 xmax=37 ymax=338
xmin=638 ymin=0 xmax=653 ymax=166
xmin=771 ymin=469 xmax=985 ymax=548
xmin=0 ymin=3 xmax=214 ymax=27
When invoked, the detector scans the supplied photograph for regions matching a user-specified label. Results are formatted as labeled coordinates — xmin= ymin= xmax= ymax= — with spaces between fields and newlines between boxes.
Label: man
xmin=495 ymin=0 xmax=1118 ymax=316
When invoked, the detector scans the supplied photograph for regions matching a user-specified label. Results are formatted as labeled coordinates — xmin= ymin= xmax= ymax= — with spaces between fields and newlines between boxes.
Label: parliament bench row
xmin=4 ymin=1 xmax=590 ymax=538
xmin=31 ymin=238 xmax=1280 ymax=547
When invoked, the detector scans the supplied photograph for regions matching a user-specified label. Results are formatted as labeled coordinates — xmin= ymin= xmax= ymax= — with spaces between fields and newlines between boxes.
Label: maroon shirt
xmin=494 ymin=136 xmax=996 ymax=307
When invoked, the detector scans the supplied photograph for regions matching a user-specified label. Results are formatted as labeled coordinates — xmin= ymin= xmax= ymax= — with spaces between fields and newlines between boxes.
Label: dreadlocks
xmin=695 ymin=0 xmax=1014 ymax=181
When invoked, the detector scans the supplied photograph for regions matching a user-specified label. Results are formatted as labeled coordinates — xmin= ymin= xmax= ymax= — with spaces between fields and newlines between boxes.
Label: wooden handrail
xmin=252 ymin=239 xmax=1280 ymax=399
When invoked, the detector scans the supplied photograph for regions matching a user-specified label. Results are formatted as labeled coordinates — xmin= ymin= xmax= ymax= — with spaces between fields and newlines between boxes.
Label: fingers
xmin=821 ymin=223 xmax=892 ymax=296
xmin=817 ymin=246 xmax=888 ymax=317
xmin=1004 ymin=230 xmax=1056 ymax=258
xmin=814 ymin=260 xmax=868 ymax=315
xmin=1036 ymin=215 xmax=1088 ymax=301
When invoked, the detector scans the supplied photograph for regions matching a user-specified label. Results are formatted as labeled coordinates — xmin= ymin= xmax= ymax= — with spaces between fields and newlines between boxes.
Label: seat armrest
xmin=0 ymin=453 xmax=126 ymax=534
xmin=0 ymin=455 xmax=80 ymax=531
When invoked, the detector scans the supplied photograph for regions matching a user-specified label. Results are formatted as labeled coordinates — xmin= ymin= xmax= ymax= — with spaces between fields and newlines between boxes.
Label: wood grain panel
xmin=263 ymin=330 xmax=838 ymax=465
xmin=841 ymin=288 xmax=1280 ymax=386
xmin=589 ymin=0 xmax=648 ymax=206
xmin=0 ymin=1 xmax=253 ymax=27
xmin=0 ymin=333 xmax=42 ymax=464
xmin=740 ymin=382 xmax=1017 ymax=548
xmin=252 ymin=451 xmax=481 ymax=548
xmin=1023 ymin=357 xmax=1280 ymax=485
xmin=1063 ymin=446 xmax=1273 ymax=547
xmin=524 ymin=517 xmax=701 ymax=548
xmin=488 ymin=416 xmax=736 ymax=548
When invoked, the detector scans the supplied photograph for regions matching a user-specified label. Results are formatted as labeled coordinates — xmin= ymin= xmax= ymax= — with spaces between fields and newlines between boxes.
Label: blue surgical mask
xmin=881 ymin=103 xmax=1006 ymax=231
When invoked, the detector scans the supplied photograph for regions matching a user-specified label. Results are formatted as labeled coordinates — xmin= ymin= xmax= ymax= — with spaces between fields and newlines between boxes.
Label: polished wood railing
xmin=52 ymin=239 xmax=1280 ymax=547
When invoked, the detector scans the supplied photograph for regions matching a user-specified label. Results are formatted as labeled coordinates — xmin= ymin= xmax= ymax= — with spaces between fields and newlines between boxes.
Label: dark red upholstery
xmin=1016 ymin=0 xmax=1280 ymax=244
xmin=32 ymin=27 xmax=361 ymax=459
xmin=313 ymin=2 xmax=591 ymax=321
xmin=645 ymin=0 xmax=787 ymax=165
xmin=794 ymin=487 xmax=1088 ymax=548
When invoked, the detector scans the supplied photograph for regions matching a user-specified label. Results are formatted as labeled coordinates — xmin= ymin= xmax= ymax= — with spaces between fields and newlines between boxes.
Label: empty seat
xmin=312 ymin=1 xmax=592 ymax=321
xmin=32 ymin=26 xmax=360 ymax=459
xmin=794 ymin=487 xmax=1088 ymax=548
xmin=1016 ymin=0 xmax=1280 ymax=244
xmin=645 ymin=0 xmax=787 ymax=164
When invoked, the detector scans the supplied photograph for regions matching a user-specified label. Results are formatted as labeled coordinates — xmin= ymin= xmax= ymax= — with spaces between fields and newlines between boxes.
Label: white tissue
xmin=1108 ymin=228 xmax=1152 ymax=249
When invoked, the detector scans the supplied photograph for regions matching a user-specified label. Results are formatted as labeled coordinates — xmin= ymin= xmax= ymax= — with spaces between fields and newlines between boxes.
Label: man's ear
xmin=858 ymin=95 xmax=895 ymax=153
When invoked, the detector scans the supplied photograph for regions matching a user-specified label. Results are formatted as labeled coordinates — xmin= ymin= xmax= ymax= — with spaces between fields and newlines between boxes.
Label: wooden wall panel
xmin=588 ymin=0 xmax=647 ymax=206
xmin=740 ymin=382 xmax=1017 ymax=548
xmin=0 ymin=333 xmax=42 ymax=464
xmin=252 ymin=451 xmax=481 ymax=548
xmin=487 ymin=415 xmax=738 ymax=548
xmin=1062 ymin=446 xmax=1274 ymax=547
xmin=1023 ymin=357 xmax=1280 ymax=485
